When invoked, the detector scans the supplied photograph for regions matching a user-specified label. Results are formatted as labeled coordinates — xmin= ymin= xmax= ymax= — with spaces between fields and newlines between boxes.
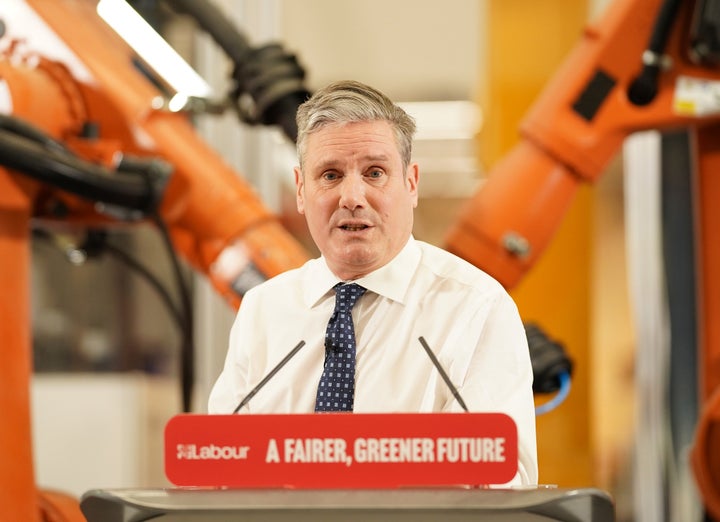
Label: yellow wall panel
xmin=481 ymin=0 xmax=594 ymax=486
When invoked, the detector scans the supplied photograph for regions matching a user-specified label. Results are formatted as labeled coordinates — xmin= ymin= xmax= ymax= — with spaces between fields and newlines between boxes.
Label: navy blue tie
xmin=315 ymin=283 xmax=366 ymax=412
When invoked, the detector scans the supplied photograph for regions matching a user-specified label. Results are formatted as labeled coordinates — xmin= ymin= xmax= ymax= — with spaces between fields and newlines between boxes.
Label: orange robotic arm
xmin=0 ymin=1 xmax=310 ymax=520
xmin=445 ymin=0 xmax=720 ymax=518
xmin=445 ymin=0 xmax=703 ymax=287
xmin=2 ymin=0 xmax=310 ymax=305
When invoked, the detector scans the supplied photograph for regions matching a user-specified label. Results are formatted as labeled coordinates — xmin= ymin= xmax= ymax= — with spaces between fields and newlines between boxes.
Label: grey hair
xmin=295 ymin=80 xmax=416 ymax=169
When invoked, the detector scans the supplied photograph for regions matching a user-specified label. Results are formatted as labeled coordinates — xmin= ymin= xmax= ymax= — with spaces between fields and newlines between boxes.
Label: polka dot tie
xmin=314 ymin=283 xmax=366 ymax=412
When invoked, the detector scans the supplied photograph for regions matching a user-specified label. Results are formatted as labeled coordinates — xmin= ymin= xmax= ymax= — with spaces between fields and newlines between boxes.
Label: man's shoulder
xmin=414 ymin=239 xmax=504 ymax=292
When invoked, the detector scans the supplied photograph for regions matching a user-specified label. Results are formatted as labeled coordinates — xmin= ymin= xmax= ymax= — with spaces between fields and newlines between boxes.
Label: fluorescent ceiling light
xmin=97 ymin=0 xmax=212 ymax=99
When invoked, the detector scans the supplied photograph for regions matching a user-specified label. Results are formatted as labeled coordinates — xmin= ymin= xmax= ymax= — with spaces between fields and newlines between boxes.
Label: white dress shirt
xmin=209 ymin=237 xmax=538 ymax=484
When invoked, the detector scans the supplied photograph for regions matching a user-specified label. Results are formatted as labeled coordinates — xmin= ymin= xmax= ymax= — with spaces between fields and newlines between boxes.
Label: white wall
xmin=279 ymin=0 xmax=482 ymax=101
xmin=31 ymin=373 xmax=178 ymax=498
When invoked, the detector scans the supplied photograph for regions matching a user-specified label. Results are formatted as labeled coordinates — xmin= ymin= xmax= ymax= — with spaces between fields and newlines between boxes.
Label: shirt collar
xmin=303 ymin=236 xmax=420 ymax=308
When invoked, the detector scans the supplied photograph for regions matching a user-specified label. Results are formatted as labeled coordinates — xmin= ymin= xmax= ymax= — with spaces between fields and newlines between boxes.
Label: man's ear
xmin=294 ymin=166 xmax=305 ymax=214
xmin=407 ymin=162 xmax=419 ymax=207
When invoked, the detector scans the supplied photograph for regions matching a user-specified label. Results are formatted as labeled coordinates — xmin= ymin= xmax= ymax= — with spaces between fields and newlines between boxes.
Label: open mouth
xmin=340 ymin=224 xmax=369 ymax=231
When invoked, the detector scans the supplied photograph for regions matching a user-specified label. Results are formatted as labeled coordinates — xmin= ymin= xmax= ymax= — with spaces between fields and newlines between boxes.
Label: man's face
xmin=294 ymin=120 xmax=419 ymax=280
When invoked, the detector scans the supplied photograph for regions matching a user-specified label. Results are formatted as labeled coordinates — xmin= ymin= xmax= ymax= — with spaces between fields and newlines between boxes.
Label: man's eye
xmin=368 ymin=169 xmax=383 ymax=178
xmin=323 ymin=172 xmax=339 ymax=181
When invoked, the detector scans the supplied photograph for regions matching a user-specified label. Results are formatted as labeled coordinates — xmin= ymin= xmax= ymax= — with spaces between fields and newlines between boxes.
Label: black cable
xmin=101 ymin=224 xmax=194 ymax=413
xmin=627 ymin=0 xmax=684 ymax=106
xmin=117 ymin=154 xmax=195 ymax=413
xmin=160 ymin=0 xmax=251 ymax=66
xmin=160 ymin=0 xmax=310 ymax=142
xmin=149 ymin=212 xmax=195 ymax=413
xmin=0 ymin=113 xmax=67 ymax=153
xmin=102 ymin=241 xmax=185 ymax=331
xmin=525 ymin=322 xmax=574 ymax=394
xmin=0 ymin=124 xmax=168 ymax=213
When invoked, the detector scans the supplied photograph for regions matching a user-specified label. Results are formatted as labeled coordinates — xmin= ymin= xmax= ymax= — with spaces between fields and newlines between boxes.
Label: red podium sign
xmin=165 ymin=413 xmax=517 ymax=488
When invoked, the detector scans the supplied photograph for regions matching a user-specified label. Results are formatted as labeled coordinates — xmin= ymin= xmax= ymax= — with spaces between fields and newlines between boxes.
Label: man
xmin=209 ymin=80 xmax=538 ymax=484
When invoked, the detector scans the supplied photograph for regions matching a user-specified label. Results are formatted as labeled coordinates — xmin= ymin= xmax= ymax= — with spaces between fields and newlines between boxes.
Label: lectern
xmin=80 ymin=413 xmax=615 ymax=521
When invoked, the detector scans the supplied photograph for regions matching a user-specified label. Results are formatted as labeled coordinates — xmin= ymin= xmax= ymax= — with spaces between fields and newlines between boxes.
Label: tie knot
xmin=333 ymin=283 xmax=366 ymax=312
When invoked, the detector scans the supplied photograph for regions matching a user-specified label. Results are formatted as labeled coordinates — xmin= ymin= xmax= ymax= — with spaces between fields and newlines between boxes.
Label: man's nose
xmin=338 ymin=173 xmax=366 ymax=209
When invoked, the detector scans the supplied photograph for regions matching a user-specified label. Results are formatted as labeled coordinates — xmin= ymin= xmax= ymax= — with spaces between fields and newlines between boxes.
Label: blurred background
xmin=1 ymin=0 xmax=705 ymax=520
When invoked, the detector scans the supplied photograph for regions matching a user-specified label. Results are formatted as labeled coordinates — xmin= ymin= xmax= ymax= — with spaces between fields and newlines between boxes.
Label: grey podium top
xmin=80 ymin=486 xmax=615 ymax=522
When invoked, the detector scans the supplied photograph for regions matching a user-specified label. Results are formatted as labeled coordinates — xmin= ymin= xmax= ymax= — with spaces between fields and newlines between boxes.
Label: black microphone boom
xmin=418 ymin=336 xmax=469 ymax=412
xmin=232 ymin=340 xmax=306 ymax=413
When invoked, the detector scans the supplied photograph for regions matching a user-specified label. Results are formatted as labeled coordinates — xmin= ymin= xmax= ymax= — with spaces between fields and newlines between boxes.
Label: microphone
xmin=418 ymin=336 xmax=469 ymax=412
xmin=232 ymin=340 xmax=306 ymax=413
